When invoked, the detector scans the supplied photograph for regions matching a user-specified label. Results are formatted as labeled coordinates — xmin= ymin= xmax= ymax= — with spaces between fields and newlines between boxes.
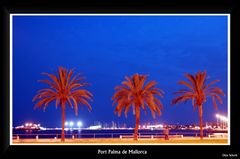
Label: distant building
xmin=103 ymin=122 xmax=109 ymax=129
xmin=88 ymin=125 xmax=101 ymax=130
xmin=111 ymin=121 xmax=117 ymax=129
xmin=94 ymin=121 xmax=102 ymax=127
xmin=146 ymin=124 xmax=163 ymax=129
xmin=122 ymin=123 xmax=127 ymax=129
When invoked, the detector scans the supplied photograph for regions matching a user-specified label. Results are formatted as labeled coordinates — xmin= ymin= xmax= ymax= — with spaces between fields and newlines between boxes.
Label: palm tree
xmin=112 ymin=73 xmax=164 ymax=140
xmin=171 ymin=71 xmax=224 ymax=139
xmin=33 ymin=67 xmax=93 ymax=142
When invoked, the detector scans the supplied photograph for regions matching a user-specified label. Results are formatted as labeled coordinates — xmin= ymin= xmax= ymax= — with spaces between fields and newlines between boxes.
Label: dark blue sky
xmin=13 ymin=15 xmax=228 ymax=128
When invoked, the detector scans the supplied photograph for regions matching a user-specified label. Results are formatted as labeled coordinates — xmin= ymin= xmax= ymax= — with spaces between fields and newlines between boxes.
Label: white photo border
xmin=10 ymin=13 xmax=231 ymax=146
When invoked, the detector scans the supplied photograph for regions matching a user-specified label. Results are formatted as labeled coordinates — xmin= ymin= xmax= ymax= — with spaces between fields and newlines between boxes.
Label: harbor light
xmin=215 ymin=113 xmax=228 ymax=129
xmin=25 ymin=122 xmax=33 ymax=127
xmin=221 ymin=116 xmax=228 ymax=122
xmin=69 ymin=121 xmax=74 ymax=127
xmin=77 ymin=121 xmax=83 ymax=127
xmin=65 ymin=121 xmax=69 ymax=126
xmin=216 ymin=114 xmax=228 ymax=122
xmin=216 ymin=114 xmax=220 ymax=127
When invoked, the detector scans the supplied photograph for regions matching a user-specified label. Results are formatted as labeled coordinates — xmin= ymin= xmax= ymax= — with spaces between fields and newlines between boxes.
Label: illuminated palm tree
xmin=171 ymin=71 xmax=224 ymax=139
xmin=112 ymin=73 xmax=164 ymax=140
xmin=33 ymin=67 xmax=93 ymax=142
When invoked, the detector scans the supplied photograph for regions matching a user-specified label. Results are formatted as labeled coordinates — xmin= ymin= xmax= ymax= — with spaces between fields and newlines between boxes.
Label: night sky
xmin=13 ymin=15 xmax=228 ymax=128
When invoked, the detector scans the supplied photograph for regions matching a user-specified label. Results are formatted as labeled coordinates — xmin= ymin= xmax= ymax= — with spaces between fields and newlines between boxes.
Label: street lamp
xmin=77 ymin=121 xmax=82 ymax=129
xmin=70 ymin=121 xmax=74 ymax=130
xmin=64 ymin=121 xmax=69 ymax=131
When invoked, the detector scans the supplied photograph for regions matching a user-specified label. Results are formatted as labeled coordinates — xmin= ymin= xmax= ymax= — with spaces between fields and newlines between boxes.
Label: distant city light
xmin=89 ymin=125 xmax=101 ymax=130
xmin=220 ymin=116 xmax=228 ymax=122
xmin=77 ymin=121 xmax=83 ymax=127
xmin=146 ymin=124 xmax=163 ymax=129
xmin=65 ymin=122 xmax=69 ymax=126
xmin=215 ymin=113 xmax=228 ymax=130
xmin=69 ymin=121 xmax=74 ymax=127
xmin=25 ymin=122 xmax=33 ymax=127
xmin=216 ymin=114 xmax=228 ymax=122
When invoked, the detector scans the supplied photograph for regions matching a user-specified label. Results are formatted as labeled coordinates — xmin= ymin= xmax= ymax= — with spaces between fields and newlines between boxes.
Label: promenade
xmin=12 ymin=137 xmax=228 ymax=144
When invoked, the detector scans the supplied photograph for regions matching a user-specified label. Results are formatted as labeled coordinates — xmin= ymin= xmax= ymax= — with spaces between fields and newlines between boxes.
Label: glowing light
xmin=89 ymin=125 xmax=101 ymax=129
xmin=69 ymin=121 xmax=74 ymax=127
xmin=219 ymin=116 xmax=223 ymax=120
xmin=222 ymin=116 xmax=228 ymax=122
xmin=77 ymin=121 xmax=82 ymax=127
xmin=65 ymin=122 xmax=69 ymax=126
xmin=146 ymin=124 xmax=163 ymax=129
xmin=25 ymin=123 xmax=29 ymax=126
xmin=218 ymin=115 xmax=228 ymax=121
xmin=216 ymin=114 xmax=228 ymax=121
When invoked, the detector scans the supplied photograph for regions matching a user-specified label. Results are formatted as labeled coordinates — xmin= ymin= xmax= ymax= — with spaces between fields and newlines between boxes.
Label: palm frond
xmin=33 ymin=67 xmax=93 ymax=115
xmin=172 ymin=71 xmax=224 ymax=110
xmin=112 ymin=73 xmax=164 ymax=119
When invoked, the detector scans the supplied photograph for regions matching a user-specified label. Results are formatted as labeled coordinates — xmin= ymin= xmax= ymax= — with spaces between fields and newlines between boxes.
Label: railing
xmin=120 ymin=134 xmax=183 ymax=139
xmin=208 ymin=133 xmax=228 ymax=138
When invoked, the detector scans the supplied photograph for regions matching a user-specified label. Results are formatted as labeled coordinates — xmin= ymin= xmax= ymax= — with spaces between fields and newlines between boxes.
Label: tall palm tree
xmin=171 ymin=71 xmax=224 ymax=139
xmin=112 ymin=73 xmax=164 ymax=140
xmin=33 ymin=67 xmax=93 ymax=142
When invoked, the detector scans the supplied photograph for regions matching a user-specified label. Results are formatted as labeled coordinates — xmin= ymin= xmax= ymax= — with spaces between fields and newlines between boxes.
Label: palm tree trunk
xmin=198 ymin=105 xmax=203 ymax=139
xmin=134 ymin=107 xmax=140 ymax=140
xmin=61 ymin=104 xmax=66 ymax=142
